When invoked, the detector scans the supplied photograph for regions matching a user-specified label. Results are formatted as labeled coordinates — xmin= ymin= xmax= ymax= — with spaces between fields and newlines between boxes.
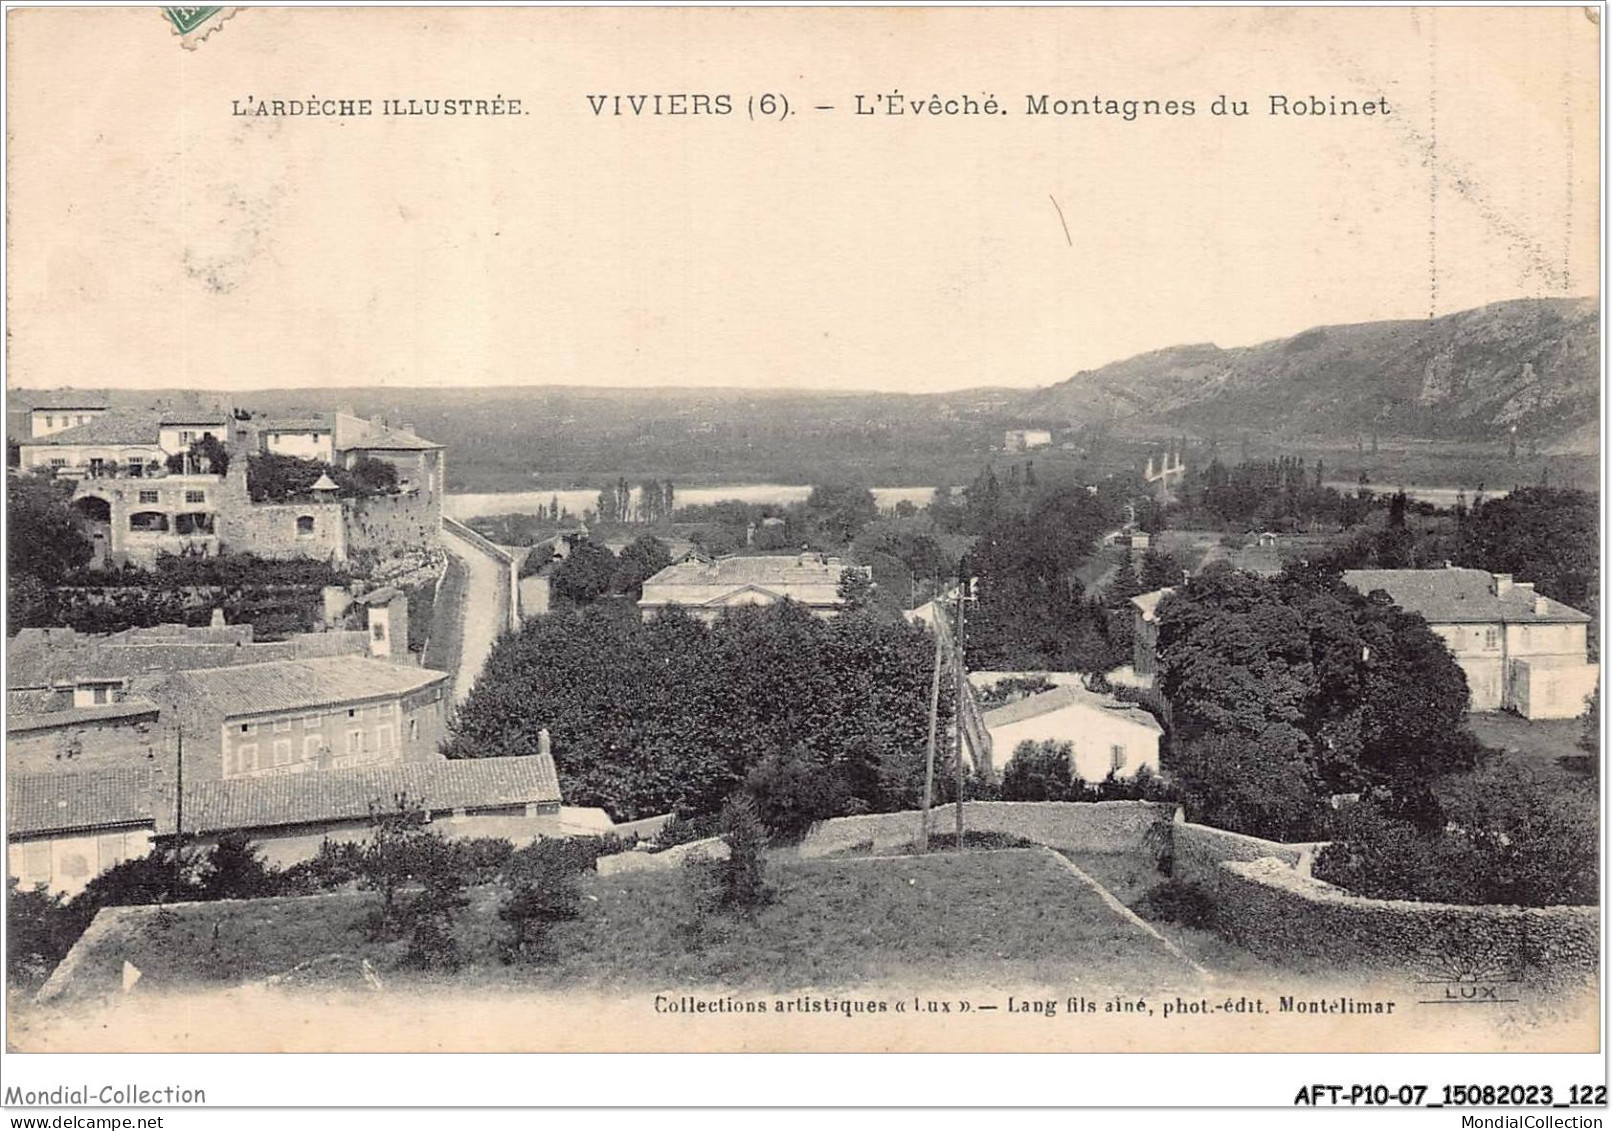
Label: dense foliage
xmin=1314 ymin=763 xmax=1597 ymax=907
xmin=8 ymin=474 xmax=94 ymax=588
xmin=1155 ymin=564 xmax=1477 ymax=840
xmin=999 ymin=741 xmax=1174 ymax=803
xmin=246 ymin=452 xmax=398 ymax=503
xmin=444 ymin=601 xmax=948 ymax=821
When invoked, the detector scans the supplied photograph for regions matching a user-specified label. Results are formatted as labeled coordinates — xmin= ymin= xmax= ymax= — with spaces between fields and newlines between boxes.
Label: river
xmin=445 ymin=484 xmax=938 ymax=521
xmin=1321 ymin=482 xmax=1511 ymax=509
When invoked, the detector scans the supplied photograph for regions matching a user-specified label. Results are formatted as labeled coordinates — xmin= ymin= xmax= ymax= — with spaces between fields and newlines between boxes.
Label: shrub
xmin=1134 ymin=881 xmax=1217 ymax=930
xmin=745 ymin=746 xmax=850 ymax=841
xmin=1315 ymin=765 xmax=1597 ymax=907
xmin=6 ymin=879 xmax=81 ymax=988
xmin=653 ymin=812 xmax=721 ymax=851
xmin=195 ymin=833 xmax=283 ymax=901
xmin=400 ymin=839 xmax=471 ymax=972
xmin=498 ymin=841 xmax=585 ymax=961
xmin=714 ymin=793 xmax=770 ymax=914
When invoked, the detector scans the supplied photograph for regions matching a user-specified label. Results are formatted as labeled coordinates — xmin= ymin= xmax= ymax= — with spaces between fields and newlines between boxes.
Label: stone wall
xmin=798 ymin=801 xmax=1175 ymax=858
xmin=596 ymin=836 xmax=729 ymax=876
xmin=345 ymin=491 xmax=441 ymax=558
xmin=221 ymin=500 xmax=346 ymax=563
xmin=1171 ymin=819 xmax=1315 ymax=884
xmin=1204 ymin=858 xmax=1598 ymax=985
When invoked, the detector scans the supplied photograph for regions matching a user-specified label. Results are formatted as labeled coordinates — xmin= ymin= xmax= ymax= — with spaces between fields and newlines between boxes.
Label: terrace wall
xmin=346 ymin=491 xmax=441 ymax=557
xmin=798 ymin=800 xmax=1174 ymax=857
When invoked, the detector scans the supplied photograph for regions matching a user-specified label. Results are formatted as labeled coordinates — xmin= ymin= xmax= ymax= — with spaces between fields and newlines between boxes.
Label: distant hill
xmin=1019 ymin=298 xmax=1600 ymax=445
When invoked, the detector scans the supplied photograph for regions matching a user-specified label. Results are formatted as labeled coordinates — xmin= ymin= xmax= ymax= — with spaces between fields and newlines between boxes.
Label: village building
xmin=27 ymin=393 xmax=110 ymax=439
xmin=158 ymin=656 xmax=451 ymax=782
xmin=638 ymin=552 xmax=871 ymax=622
xmin=6 ymin=617 xmax=392 ymax=774
xmin=7 ymin=754 xmax=564 ymax=894
xmin=14 ymin=400 xmax=445 ymax=566
xmin=1004 ymin=428 xmax=1054 ymax=451
xmin=1341 ymin=566 xmax=1597 ymax=719
xmin=975 ymin=676 xmax=1164 ymax=782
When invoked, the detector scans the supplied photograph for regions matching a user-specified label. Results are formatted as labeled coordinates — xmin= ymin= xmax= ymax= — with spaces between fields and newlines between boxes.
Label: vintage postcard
xmin=1 ymin=2 xmax=1603 ymax=1084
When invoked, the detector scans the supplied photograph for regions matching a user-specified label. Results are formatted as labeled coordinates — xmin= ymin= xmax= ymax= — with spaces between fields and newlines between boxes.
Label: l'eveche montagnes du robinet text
xmin=230 ymin=91 xmax=1392 ymax=121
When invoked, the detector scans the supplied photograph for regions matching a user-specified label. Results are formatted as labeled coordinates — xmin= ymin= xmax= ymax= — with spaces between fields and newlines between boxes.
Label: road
xmin=440 ymin=524 xmax=512 ymax=706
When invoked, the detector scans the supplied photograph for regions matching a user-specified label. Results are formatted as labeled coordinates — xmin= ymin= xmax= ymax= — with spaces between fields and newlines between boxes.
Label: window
xmin=91 ymin=686 xmax=110 ymax=705
xmin=1110 ymin=744 xmax=1127 ymax=773
xmin=22 ymin=840 xmax=51 ymax=885
xmin=348 ymin=730 xmax=364 ymax=755
xmin=273 ymin=718 xmax=292 ymax=733
xmin=239 ymin=723 xmax=256 ymax=735
xmin=348 ymin=708 xmax=357 ymax=718
xmin=44 ymin=415 xmax=54 ymax=429
xmin=179 ymin=430 xmax=196 ymax=445
xmin=372 ymin=621 xmax=387 ymax=642
xmin=409 ymin=718 xmax=419 ymax=742
xmin=50 ymin=458 xmax=67 ymax=469
xmin=235 ymin=744 xmax=258 ymax=775
xmin=377 ymin=724 xmax=395 ymax=751
xmin=296 ymin=515 xmax=316 ymax=536
xmin=138 ymin=490 xmax=159 ymax=504
xmin=304 ymin=736 xmax=325 ymax=760
xmin=273 ymin=739 xmax=293 ymax=767
xmin=303 ymin=713 xmax=321 ymax=729
xmin=185 ymin=489 xmax=206 ymax=504
xmin=1484 ymin=627 xmax=1500 ymax=651
xmin=129 ymin=511 xmax=169 ymax=533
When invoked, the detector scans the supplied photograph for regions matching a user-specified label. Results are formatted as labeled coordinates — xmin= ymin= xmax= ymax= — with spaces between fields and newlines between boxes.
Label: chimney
xmin=539 ymin=728 xmax=552 ymax=758
xmin=1535 ymin=595 xmax=1549 ymax=616
xmin=1492 ymin=573 xmax=1513 ymax=597
xmin=210 ymin=607 xmax=227 ymax=628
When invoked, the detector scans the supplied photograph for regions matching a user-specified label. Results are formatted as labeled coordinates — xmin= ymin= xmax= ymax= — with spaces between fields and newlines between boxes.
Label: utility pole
xmin=954 ymin=580 xmax=966 ymax=850
xmin=918 ymin=623 xmax=942 ymax=852
xmin=172 ymin=723 xmax=185 ymax=881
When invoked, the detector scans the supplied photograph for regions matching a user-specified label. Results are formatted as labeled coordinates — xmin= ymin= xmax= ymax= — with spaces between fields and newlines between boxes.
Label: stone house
xmin=1341 ymin=566 xmax=1597 ymax=719
xmin=638 ymin=552 xmax=871 ymax=622
xmin=154 ymin=656 xmax=450 ymax=782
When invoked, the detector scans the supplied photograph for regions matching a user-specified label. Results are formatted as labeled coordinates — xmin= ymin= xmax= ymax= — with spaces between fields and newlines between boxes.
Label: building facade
xmin=1341 ymin=566 xmax=1597 ymax=719
xmin=638 ymin=552 xmax=871 ymax=622
xmin=978 ymin=680 xmax=1164 ymax=782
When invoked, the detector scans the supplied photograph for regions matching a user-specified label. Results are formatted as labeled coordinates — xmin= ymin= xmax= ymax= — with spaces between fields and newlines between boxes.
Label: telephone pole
xmin=918 ymin=624 xmax=942 ymax=852
xmin=953 ymin=581 xmax=966 ymax=849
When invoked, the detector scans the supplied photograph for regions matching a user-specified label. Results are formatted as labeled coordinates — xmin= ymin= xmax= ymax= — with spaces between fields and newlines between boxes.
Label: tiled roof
xmin=7 ymin=755 xmax=562 ymax=839
xmin=639 ymin=554 xmax=868 ymax=609
xmin=177 ymin=755 xmax=562 ymax=836
xmin=263 ymin=416 xmax=334 ymax=433
xmin=110 ymin=624 xmax=256 ymax=645
xmin=7 ymin=629 xmax=372 ymax=691
xmin=1341 ymin=568 xmax=1591 ymax=625
xmin=341 ymin=422 xmax=442 ymax=452
xmin=983 ymin=684 xmax=1164 ymax=734
xmin=19 ymin=411 xmax=163 ymax=447
xmin=8 ymin=766 xmax=160 ymax=837
xmin=29 ymin=392 xmax=110 ymax=410
xmin=173 ymin=657 xmax=448 ymax=719
xmin=155 ymin=395 xmax=232 ymax=425
xmin=6 ymin=692 xmax=161 ymax=733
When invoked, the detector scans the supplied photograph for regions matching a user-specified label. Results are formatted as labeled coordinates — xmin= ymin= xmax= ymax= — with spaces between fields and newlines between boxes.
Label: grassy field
xmin=37 ymin=850 xmax=1203 ymax=1004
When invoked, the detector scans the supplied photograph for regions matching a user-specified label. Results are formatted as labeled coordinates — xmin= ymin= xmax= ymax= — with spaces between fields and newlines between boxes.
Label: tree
xmin=498 ymin=840 xmax=583 ymax=960
xmin=714 ymin=793 xmax=770 ymax=913
xmin=612 ymin=535 xmax=673 ymax=600
xmin=8 ymin=474 xmax=93 ymax=585
xmin=836 ymin=568 xmax=876 ymax=613
xmin=166 ymin=434 xmax=230 ymax=477
xmin=357 ymin=793 xmax=433 ymax=935
xmin=745 ymin=745 xmax=852 ymax=840
xmin=550 ymin=540 xmax=619 ymax=606
xmin=195 ymin=833 xmax=280 ymax=901
xmin=346 ymin=455 xmax=399 ymax=496
xmin=803 ymin=483 xmax=879 ymax=544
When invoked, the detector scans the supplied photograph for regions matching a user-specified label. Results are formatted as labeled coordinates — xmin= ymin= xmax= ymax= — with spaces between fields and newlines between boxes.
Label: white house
xmin=979 ymin=680 xmax=1163 ymax=783
xmin=1342 ymin=566 xmax=1597 ymax=719
xmin=638 ymin=552 xmax=870 ymax=622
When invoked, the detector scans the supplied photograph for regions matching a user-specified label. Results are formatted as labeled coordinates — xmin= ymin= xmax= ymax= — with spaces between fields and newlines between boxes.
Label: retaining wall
xmin=798 ymin=801 xmax=1175 ymax=858
xmin=1171 ymin=819 xmax=1316 ymax=883
xmin=1205 ymin=858 xmax=1598 ymax=984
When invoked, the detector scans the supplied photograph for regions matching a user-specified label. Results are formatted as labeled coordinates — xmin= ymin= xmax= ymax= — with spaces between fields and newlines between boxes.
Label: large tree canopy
xmin=1156 ymin=563 xmax=1476 ymax=837
xmin=8 ymin=474 xmax=93 ymax=587
xmin=444 ymin=601 xmax=947 ymax=821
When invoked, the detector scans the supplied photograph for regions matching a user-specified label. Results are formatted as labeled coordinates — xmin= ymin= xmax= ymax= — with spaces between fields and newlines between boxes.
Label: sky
xmin=6 ymin=7 xmax=1601 ymax=395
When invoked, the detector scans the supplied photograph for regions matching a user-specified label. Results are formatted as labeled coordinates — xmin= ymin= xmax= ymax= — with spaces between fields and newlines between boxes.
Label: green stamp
xmin=161 ymin=7 xmax=222 ymax=35
xmin=160 ymin=5 xmax=238 ymax=48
